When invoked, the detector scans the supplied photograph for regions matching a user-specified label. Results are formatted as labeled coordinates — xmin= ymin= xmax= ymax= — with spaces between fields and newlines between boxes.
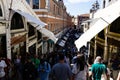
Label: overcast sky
xmin=63 ymin=0 xmax=102 ymax=17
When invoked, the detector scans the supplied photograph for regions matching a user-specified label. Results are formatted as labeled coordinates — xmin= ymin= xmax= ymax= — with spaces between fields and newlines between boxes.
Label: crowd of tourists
xmin=0 ymin=51 xmax=120 ymax=80
xmin=0 ymin=28 xmax=120 ymax=80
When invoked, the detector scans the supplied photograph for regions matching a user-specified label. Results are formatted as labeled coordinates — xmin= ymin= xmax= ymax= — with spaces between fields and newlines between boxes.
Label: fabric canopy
xmin=14 ymin=10 xmax=46 ymax=28
xmin=15 ymin=10 xmax=57 ymax=43
xmin=39 ymin=28 xmax=58 ymax=43
xmin=10 ymin=0 xmax=47 ymax=28
xmin=75 ymin=0 xmax=120 ymax=50
xmin=10 ymin=0 xmax=57 ymax=43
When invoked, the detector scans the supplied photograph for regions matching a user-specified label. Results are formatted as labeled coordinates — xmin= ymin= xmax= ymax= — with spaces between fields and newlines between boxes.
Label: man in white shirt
xmin=0 ymin=56 xmax=7 ymax=80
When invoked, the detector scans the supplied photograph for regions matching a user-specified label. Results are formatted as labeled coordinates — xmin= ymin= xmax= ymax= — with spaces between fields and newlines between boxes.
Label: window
xmin=37 ymin=31 xmax=42 ymax=40
xmin=110 ymin=17 xmax=120 ymax=34
xmin=26 ymin=0 xmax=30 ymax=4
xmin=98 ymin=30 xmax=105 ymax=39
xmin=53 ymin=5 xmax=55 ymax=14
xmin=0 ymin=1 xmax=3 ymax=17
xmin=48 ymin=24 xmax=51 ymax=30
xmin=37 ymin=31 xmax=42 ymax=44
xmin=29 ymin=44 xmax=36 ymax=55
xmin=45 ymin=0 xmax=50 ymax=10
xmin=103 ymin=0 xmax=106 ymax=8
xmin=58 ymin=8 xmax=60 ymax=15
xmin=28 ymin=23 xmax=35 ymax=37
xmin=0 ymin=6 xmax=2 ymax=16
xmin=33 ymin=0 xmax=39 ymax=9
xmin=0 ymin=36 xmax=7 ymax=57
xmin=11 ymin=13 xmax=24 ymax=30
xmin=109 ymin=0 xmax=111 ymax=2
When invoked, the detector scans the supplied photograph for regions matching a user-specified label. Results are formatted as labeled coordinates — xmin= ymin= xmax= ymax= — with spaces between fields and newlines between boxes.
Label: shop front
xmin=0 ymin=36 xmax=7 ymax=57
xmin=29 ymin=43 xmax=36 ymax=56
xmin=11 ymin=35 xmax=26 ymax=60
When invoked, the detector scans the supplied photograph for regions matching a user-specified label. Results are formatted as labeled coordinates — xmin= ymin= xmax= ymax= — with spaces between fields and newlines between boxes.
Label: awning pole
xmin=104 ymin=27 xmax=108 ymax=61
xmin=100 ymin=17 xmax=110 ymax=24
xmin=94 ymin=36 xmax=97 ymax=59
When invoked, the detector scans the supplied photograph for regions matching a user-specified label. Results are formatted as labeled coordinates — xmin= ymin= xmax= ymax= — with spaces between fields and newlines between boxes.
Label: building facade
xmin=26 ymin=0 xmax=73 ymax=54
xmin=0 ymin=0 xmax=73 ymax=60
xmin=77 ymin=14 xmax=90 ymax=32
xmin=0 ymin=0 xmax=50 ymax=59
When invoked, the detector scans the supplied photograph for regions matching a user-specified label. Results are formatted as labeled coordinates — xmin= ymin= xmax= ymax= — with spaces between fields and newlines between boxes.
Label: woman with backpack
xmin=72 ymin=53 xmax=88 ymax=80
xmin=37 ymin=57 xmax=51 ymax=80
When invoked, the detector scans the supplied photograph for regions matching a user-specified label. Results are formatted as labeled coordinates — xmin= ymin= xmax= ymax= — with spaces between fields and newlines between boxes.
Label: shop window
xmin=0 ymin=1 xmax=4 ymax=18
xmin=91 ymin=38 xmax=94 ymax=42
xmin=33 ymin=0 xmax=39 ymax=9
xmin=0 ymin=5 xmax=3 ymax=17
xmin=28 ymin=23 xmax=35 ymax=37
xmin=96 ymin=46 xmax=103 ymax=57
xmin=38 ymin=46 xmax=42 ymax=55
xmin=0 ymin=36 xmax=7 ymax=57
xmin=110 ymin=17 xmax=120 ymax=34
xmin=11 ymin=13 xmax=24 ymax=30
xmin=29 ymin=44 xmax=36 ymax=55
xmin=37 ymin=31 xmax=42 ymax=41
xmin=98 ymin=30 xmax=105 ymax=39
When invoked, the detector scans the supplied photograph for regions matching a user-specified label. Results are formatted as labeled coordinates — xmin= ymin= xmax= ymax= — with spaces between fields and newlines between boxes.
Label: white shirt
xmin=0 ymin=60 xmax=7 ymax=78
xmin=72 ymin=63 xmax=88 ymax=80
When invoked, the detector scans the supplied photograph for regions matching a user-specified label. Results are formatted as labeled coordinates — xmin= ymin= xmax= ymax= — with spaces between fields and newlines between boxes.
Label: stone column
xmin=104 ymin=27 xmax=108 ymax=61
xmin=6 ymin=24 xmax=11 ymax=59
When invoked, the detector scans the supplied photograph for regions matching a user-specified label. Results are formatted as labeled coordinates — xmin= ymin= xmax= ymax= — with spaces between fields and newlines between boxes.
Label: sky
xmin=63 ymin=0 xmax=102 ymax=17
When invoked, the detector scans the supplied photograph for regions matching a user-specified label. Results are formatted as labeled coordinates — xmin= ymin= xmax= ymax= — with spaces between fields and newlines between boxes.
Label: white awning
xmin=13 ymin=10 xmax=46 ymax=28
xmin=75 ymin=18 xmax=109 ymax=49
xmin=9 ymin=0 xmax=57 ymax=43
xmin=75 ymin=0 xmax=120 ymax=50
xmin=10 ymin=0 xmax=47 ymax=28
xmin=38 ymin=28 xmax=58 ymax=43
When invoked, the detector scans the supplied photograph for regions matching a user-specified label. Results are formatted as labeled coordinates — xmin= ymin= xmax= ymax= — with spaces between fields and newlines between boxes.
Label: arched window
xmin=0 ymin=1 xmax=3 ymax=17
xmin=11 ymin=13 xmax=24 ymax=30
xmin=0 ymin=5 xmax=3 ymax=16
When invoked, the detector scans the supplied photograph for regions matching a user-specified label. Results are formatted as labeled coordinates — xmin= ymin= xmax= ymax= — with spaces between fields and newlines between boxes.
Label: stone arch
xmin=0 ymin=1 xmax=4 ymax=17
xmin=10 ymin=12 xmax=24 ymax=30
